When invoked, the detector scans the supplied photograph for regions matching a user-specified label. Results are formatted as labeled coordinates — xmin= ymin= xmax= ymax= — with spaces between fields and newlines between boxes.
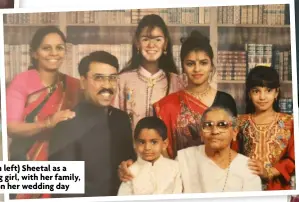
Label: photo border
xmin=14 ymin=0 xmax=19 ymax=8
xmin=0 ymin=0 xmax=297 ymax=201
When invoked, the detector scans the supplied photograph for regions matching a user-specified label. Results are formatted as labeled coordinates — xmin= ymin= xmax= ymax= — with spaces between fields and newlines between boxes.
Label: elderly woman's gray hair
xmin=200 ymin=106 xmax=237 ymax=128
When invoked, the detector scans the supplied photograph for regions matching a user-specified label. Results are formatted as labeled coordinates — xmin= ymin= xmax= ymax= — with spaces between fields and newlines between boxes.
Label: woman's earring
xmin=137 ymin=48 xmax=140 ymax=54
xmin=163 ymin=48 xmax=167 ymax=55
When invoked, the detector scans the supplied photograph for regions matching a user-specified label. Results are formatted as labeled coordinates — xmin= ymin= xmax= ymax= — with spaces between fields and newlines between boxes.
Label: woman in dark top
xmin=153 ymin=30 xmax=237 ymax=158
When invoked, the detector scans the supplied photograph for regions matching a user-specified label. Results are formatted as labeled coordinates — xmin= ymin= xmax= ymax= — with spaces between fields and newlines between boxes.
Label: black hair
xmin=134 ymin=116 xmax=167 ymax=141
xmin=245 ymin=65 xmax=280 ymax=113
xmin=78 ymin=51 xmax=119 ymax=77
xmin=180 ymin=30 xmax=215 ymax=74
xmin=121 ymin=14 xmax=178 ymax=95
xmin=29 ymin=26 xmax=66 ymax=69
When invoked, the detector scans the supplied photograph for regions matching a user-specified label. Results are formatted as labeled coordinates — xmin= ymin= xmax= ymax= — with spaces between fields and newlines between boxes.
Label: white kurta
xmin=117 ymin=155 xmax=183 ymax=195
xmin=177 ymin=145 xmax=262 ymax=193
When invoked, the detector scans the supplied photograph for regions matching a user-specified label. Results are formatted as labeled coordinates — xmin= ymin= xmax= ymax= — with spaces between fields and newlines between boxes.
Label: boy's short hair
xmin=134 ymin=116 xmax=168 ymax=140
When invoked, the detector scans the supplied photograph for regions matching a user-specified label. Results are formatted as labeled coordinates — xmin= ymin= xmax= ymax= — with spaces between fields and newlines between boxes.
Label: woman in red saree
xmin=6 ymin=26 xmax=81 ymax=199
xmin=232 ymin=66 xmax=294 ymax=190
xmin=153 ymin=31 xmax=237 ymax=159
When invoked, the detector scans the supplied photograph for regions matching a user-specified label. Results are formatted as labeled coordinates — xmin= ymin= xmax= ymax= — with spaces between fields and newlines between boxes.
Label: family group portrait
xmin=1 ymin=3 xmax=296 ymax=200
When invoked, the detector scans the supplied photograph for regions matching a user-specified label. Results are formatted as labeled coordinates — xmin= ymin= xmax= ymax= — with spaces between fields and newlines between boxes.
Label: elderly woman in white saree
xmin=177 ymin=106 xmax=262 ymax=193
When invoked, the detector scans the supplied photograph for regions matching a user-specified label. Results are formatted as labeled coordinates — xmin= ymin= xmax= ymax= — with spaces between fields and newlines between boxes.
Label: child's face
xmin=249 ymin=86 xmax=278 ymax=112
xmin=135 ymin=128 xmax=168 ymax=163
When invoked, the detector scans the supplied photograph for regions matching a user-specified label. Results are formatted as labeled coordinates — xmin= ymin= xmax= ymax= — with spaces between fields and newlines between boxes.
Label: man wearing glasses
xmin=49 ymin=51 xmax=136 ymax=197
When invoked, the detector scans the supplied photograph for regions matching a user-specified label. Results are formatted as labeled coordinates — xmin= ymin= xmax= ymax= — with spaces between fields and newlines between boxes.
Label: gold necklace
xmin=222 ymin=150 xmax=231 ymax=192
xmin=186 ymin=86 xmax=211 ymax=100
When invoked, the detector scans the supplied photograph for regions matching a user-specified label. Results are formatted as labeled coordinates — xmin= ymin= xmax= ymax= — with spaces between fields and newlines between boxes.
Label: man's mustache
xmin=98 ymin=88 xmax=114 ymax=95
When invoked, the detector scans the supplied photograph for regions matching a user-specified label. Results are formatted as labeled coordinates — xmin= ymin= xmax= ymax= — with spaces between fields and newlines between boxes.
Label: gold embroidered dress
xmin=235 ymin=113 xmax=294 ymax=190
xmin=112 ymin=67 xmax=185 ymax=129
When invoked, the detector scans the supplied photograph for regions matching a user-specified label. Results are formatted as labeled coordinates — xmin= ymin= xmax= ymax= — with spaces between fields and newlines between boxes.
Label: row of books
xmin=130 ymin=8 xmax=210 ymax=24
xmin=273 ymin=49 xmax=292 ymax=81
xmin=5 ymin=4 xmax=290 ymax=26
xmin=279 ymin=98 xmax=293 ymax=114
xmin=217 ymin=51 xmax=247 ymax=81
xmin=216 ymin=46 xmax=292 ymax=82
xmin=218 ymin=4 xmax=290 ymax=25
xmin=245 ymin=43 xmax=292 ymax=81
xmin=246 ymin=43 xmax=272 ymax=72
xmin=4 ymin=12 xmax=59 ymax=24
xmin=3 ymin=25 xmax=210 ymax=45
xmin=3 ymin=7 xmax=211 ymax=25
xmin=218 ymin=27 xmax=290 ymax=50
xmin=5 ymin=25 xmax=291 ymax=48
xmin=67 ymin=8 xmax=211 ymax=25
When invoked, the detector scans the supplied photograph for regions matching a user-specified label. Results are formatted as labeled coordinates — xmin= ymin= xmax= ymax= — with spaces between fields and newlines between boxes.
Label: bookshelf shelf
xmin=4 ymin=24 xmax=58 ymax=26
xmin=66 ymin=24 xmax=210 ymax=27
xmin=218 ymin=24 xmax=290 ymax=28
xmin=218 ymin=80 xmax=245 ymax=84
xmin=218 ymin=80 xmax=292 ymax=84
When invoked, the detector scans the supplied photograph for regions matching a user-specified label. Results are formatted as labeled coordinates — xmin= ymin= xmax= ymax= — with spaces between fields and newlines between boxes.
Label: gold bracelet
xmin=46 ymin=117 xmax=52 ymax=129
xmin=266 ymin=168 xmax=274 ymax=180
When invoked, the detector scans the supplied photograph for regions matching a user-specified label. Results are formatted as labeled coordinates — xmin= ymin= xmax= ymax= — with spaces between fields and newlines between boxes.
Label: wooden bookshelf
xmin=3 ymin=4 xmax=293 ymax=114
xmin=218 ymin=24 xmax=290 ymax=28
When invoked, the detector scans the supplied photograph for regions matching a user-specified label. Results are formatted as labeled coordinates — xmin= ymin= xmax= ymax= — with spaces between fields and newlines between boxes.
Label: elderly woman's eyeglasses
xmin=201 ymin=121 xmax=233 ymax=133
xmin=89 ymin=74 xmax=119 ymax=85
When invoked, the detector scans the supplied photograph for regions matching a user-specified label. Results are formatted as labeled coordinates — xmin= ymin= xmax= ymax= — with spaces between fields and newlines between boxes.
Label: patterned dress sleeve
xmin=273 ymin=115 xmax=295 ymax=182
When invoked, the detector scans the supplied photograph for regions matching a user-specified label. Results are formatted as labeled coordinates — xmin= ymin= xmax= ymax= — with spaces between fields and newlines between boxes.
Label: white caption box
xmin=0 ymin=161 xmax=84 ymax=194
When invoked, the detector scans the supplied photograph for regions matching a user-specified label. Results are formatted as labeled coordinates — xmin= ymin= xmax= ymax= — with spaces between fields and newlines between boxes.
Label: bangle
xmin=46 ymin=117 xmax=52 ymax=129
xmin=266 ymin=168 xmax=274 ymax=180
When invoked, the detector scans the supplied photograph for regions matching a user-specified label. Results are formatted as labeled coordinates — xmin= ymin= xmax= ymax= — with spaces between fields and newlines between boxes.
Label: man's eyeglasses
xmin=201 ymin=121 xmax=233 ymax=133
xmin=89 ymin=74 xmax=119 ymax=85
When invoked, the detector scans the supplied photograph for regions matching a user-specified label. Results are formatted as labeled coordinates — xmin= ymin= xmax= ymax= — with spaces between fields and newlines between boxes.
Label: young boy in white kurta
xmin=117 ymin=117 xmax=182 ymax=195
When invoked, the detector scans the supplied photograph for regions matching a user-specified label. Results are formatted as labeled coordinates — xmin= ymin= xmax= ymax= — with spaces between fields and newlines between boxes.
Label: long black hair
xmin=121 ymin=14 xmax=177 ymax=95
xmin=245 ymin=65 xmax=281 ymax=113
